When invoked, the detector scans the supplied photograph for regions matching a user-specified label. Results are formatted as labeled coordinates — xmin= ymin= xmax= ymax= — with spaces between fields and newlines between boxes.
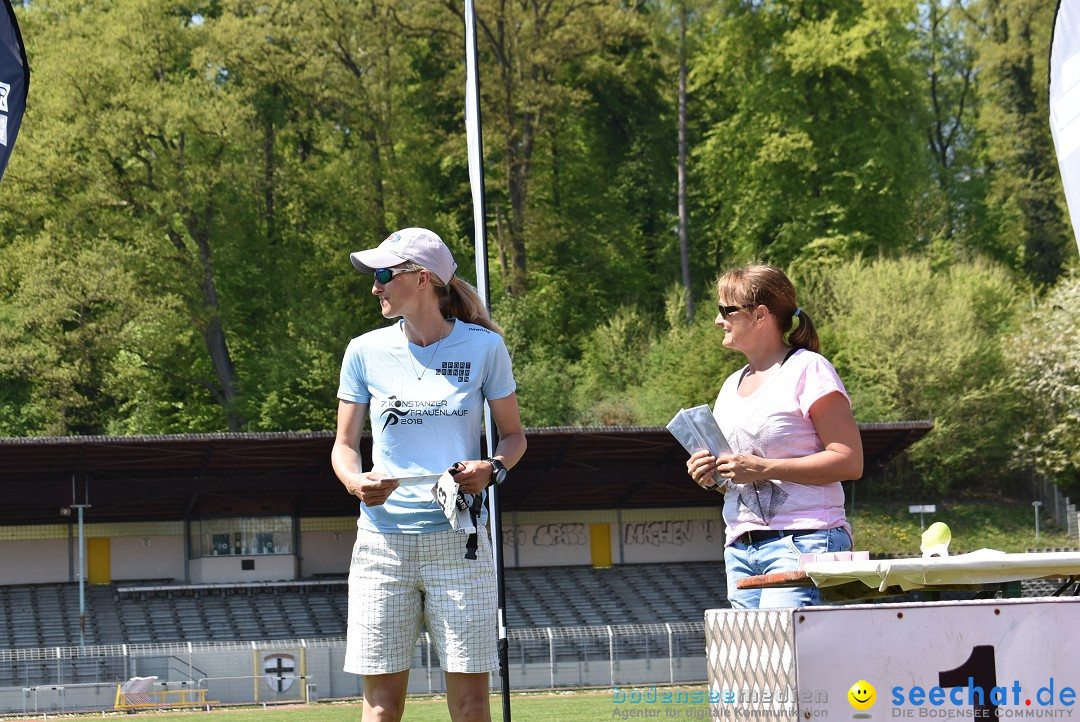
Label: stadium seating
xmin=501 ymin=563 xmax=729 ymax=628
xmin=0 ymin=564 xmax=726 ymax=650
xmin=0 ymin=561 xmax=1068 ymax=656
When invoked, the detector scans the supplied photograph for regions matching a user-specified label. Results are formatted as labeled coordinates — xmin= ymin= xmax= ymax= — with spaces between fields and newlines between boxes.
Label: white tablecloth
xmin=802 ymin=550 xmax=1080 ymax=592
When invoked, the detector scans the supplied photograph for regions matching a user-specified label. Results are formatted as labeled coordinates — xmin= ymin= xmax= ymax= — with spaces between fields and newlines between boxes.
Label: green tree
xmin=1005 ymin=274 xmax=1080 ymax=495
xmin=802 ymin=256 xmax=1025 ymax=495
xmin=571 ymin=304 xmax=657 ymax=425
xmin=471 ymin=0 xmax=681 ymax=426
xmin=627 ymin=284 xmax=744 ymax=425
xmin=914 ymin=0 xmax=988 ymax=263
xmin=427 ymin=0 xmax=648 ymax=296
xmin=198 ymin=0 xmax=444 ymax=431
xmin=1 ymin=0 xmax=252 ymax=433
xmin=693 ymin=0 xmax=930 ymax=266
xmin=973 ymin=0 xmax=1074 ymax=286
xmin=647 ymin=0 xmax=712 ymax=323
xmin=0 ymin=232 xmax=149 ymax=435
xmin=0 ymin=0 xmax=447 ymax=434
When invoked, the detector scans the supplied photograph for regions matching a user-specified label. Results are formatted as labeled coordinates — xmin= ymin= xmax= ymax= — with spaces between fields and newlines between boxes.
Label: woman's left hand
xmin=715 ymin=453 xmax=767 ymax=485
xmin=453 ymin=460 xmax=497 ymax=495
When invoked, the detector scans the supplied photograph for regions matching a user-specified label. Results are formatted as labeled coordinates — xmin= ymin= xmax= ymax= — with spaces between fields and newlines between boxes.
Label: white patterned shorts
xmin=343 ymin=527 xmax=499 ymax=675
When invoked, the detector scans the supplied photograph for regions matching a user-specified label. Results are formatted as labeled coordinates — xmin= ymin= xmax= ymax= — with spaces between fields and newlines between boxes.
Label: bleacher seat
xmin=3 ymin=561 xmax=1066 ymax=652
xmin=502 ymin=562 xmax=729 ymax=628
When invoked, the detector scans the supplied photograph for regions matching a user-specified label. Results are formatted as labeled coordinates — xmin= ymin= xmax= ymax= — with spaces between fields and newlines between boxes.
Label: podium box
xmin=705 ymin=597 xmax=1080 ymax=721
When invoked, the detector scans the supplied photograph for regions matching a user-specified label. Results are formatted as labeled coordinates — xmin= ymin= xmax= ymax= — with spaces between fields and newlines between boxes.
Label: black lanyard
xmin=738 ymin=347 xmax=797 ymax=387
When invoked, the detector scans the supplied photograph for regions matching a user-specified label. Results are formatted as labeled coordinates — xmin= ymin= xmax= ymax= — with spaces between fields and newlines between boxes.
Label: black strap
xmin=738 ymin=347 xmax=798 ymax=387
xmin=447 ymin=462 xmax=483 ymax=560
xmin=463 ymin=491 xmax=485 ymax=560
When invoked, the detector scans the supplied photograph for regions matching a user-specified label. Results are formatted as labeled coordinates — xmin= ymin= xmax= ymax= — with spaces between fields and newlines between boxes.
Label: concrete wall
xmin=0 ymin=508 xmax=726 ymax=584
xmin=189 ymin=555 xmax=297 ymax=583
xmin=0 ymin=539 xmax=69 ymax=584
xmin=299 ymin=530 xmax=355 ymax=577
xmin=111 ymin=536 xmax=185 ymax=581
xmin=501 ymin=520 xmax=726 ymax=567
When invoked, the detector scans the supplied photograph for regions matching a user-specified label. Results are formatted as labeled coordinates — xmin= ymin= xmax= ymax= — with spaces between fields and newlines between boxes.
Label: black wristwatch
xmin=485 ymin=457 xmax=508 ymax=486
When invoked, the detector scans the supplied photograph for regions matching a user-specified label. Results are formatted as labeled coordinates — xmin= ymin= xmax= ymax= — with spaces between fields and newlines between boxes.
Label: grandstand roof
xmin=0 ymin=422 xmax=932 ymax=524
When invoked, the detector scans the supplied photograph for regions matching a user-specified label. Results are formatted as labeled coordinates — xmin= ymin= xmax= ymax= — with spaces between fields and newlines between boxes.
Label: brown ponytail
xmin=787 ymin=308 xmax=819 ymax=353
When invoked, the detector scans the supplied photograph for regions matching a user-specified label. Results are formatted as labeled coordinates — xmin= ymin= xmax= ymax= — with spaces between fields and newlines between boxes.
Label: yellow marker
xmin=848 ymin=680 xmax=876 ymax=710
xmin=921 ymin=521 xmax=952 ymax=558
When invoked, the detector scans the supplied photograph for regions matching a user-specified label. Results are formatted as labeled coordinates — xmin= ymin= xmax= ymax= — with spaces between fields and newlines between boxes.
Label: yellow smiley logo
xmin=848 ymin=680 xmax=876 ymax=710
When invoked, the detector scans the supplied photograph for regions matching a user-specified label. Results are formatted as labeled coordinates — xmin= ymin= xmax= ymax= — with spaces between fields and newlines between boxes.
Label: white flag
xmin=464 ymin=0 xmax=489 ymax=302
xmin=1050 ymin=0 xmax=1080 ymax=257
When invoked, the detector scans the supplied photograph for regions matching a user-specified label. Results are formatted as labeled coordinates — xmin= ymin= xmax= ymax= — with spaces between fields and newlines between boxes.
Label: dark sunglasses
xmin=718 ymin=303 xmax=754 ymax=319
xmin=374 ymin=267 xmax=416 ymax=284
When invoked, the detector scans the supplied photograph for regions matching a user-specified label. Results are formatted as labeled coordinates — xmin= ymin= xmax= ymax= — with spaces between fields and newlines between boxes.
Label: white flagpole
xmin=464 ymin=1 xmax=512 ymax=718
xmin=1050 ymin=0 xmax=1080 ymax=257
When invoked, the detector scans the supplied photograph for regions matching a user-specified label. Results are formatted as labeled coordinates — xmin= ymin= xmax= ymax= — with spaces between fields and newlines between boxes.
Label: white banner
xmin=464 ymin=0 xmax=488 ymax=301
xmin=1050 ymin=0 xmax=1080 ymax=256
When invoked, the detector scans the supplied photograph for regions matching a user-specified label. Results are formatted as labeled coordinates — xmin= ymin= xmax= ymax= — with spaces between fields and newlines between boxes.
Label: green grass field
xmin=5 ymin=687 xmax=711 ymax=722
xmin=851 ymin=498 xmax=1075 ymax=555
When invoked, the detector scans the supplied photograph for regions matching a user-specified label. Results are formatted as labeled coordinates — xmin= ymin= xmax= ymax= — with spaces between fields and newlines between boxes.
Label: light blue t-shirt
xmin=337 ymin=318 xmax=516 ymax=533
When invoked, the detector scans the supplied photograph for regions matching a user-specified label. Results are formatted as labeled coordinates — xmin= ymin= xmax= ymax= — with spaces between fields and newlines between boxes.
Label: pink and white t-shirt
xmin=712 ymin=349 xmax=852 ymax=546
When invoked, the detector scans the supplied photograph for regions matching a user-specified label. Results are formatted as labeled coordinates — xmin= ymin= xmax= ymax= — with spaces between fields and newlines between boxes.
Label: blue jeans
xmin=723 ymin=527 xmax=852 ymax=609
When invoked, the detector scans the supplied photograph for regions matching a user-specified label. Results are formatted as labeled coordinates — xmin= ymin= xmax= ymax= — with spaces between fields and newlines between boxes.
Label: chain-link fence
xmin=1032 ymin=471 xmax=1078 ymax=544
xmin=0 ymin=623 xmax=707 ymax=715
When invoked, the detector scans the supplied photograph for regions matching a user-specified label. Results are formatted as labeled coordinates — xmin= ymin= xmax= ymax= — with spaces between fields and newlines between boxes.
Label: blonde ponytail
xmin=418 ymin=273 xmax=503 ymax=336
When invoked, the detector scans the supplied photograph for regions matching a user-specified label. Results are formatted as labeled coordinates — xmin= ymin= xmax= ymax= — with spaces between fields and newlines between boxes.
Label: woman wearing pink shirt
xmin=685 ymin=265 xmax=863 ymax=608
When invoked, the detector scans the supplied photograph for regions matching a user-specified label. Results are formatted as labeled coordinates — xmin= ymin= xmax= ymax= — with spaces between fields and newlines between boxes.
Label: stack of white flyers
xmin=666 ymin=404 xmax=733 ymax=491
xmin=433 ymin=469 xmax=477 ymax=534
xmin=390 ymin=474 xmax=443 ymax=488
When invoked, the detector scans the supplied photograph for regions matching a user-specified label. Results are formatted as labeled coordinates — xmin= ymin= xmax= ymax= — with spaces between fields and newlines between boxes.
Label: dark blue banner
xmin=0 ymin=0 xmax=27 ymax=184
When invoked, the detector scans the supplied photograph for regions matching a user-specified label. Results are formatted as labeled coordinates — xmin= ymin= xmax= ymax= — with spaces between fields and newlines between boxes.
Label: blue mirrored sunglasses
xmin=374 ymin=267 xmax=416 ymax=284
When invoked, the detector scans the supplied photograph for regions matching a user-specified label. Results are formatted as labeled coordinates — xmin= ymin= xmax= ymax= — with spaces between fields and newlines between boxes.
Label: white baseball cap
xmin=350 ymin=228 xmax=458 ymax=284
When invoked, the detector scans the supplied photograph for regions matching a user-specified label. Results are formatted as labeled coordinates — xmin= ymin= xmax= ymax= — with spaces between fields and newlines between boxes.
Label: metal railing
xmin=0 ymin=623 xmax=707 ymax=715
xmin=1032 ymin=470 xmax=1078 ymax=544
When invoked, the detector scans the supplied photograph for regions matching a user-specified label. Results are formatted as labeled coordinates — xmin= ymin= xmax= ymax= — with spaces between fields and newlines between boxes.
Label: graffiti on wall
xmin=623 ymin=520 xmax=717 ymax=546
xmin=532 ymin=524 xmax=588 ymax=546
xmin=501 ymin=524 xmax=588 ymax=547
xmin=501 ymin=527 xmax=527 ymax=548
xmin=500 ymin=520 xmax=718 ymax=550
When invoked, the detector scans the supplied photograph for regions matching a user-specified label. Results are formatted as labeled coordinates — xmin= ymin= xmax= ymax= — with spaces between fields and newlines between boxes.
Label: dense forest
xmin=0 ymin=0 xmax=1077 ymax=496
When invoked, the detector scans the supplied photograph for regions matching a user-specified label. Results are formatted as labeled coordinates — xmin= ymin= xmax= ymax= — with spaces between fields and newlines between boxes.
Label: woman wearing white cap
xmin=331 ymin=228 xmax=526 ymax=722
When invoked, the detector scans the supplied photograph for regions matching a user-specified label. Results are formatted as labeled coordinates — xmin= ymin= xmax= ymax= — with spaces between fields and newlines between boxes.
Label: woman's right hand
xmin=686 ymin=450 xmax=719 ymax=489
xmin=345 ymin=472 xmax=400 ymax=507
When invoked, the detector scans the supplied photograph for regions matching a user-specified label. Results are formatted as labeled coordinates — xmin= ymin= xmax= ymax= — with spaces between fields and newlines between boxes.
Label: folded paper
xmin=666 ymin=404 xmax=733 ymax=491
